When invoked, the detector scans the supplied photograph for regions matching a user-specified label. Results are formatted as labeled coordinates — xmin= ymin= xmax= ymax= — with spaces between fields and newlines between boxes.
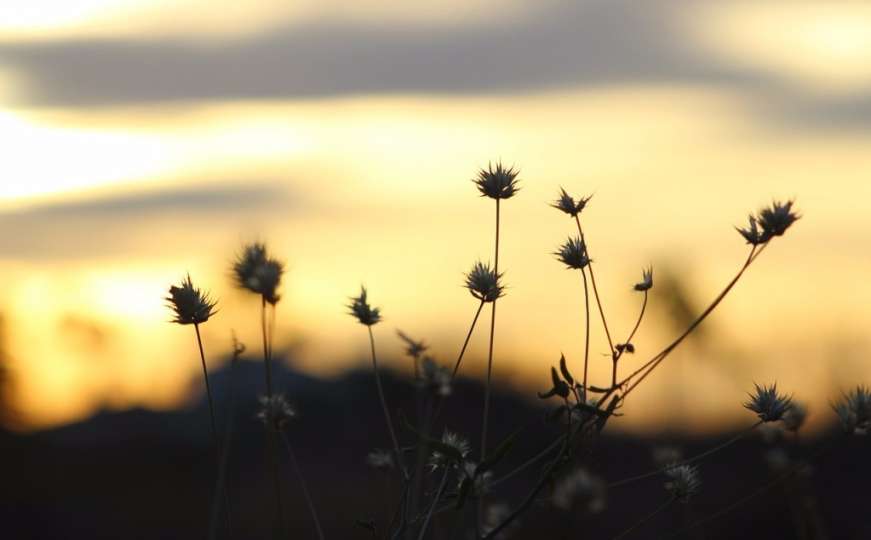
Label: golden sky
xmin=1 ymin=0 xmax=870 ymax=433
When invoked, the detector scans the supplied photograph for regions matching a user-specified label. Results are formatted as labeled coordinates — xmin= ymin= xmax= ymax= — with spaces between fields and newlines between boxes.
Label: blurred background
xmin=1 ymin=1 xmax=870 ymax=538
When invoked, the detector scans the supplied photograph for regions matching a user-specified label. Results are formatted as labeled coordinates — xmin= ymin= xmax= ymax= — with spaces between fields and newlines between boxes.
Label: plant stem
xmin=574 ymin=215 xmax=614 ymax=354
xmin=489 ymin=433 xmax=566 ymax=489
xmin=209 ymin=341 xmax=240 ymax=540
xmin=608 ymin=421 xmax=762 ymax=489
xmin=612 ymin=498 xmax=674 ymax=540
xmin=194 ymin=323 xmax=232 ymax=540
xmin=450 ymin=300 xmax=486 ymax=380
xmin=580 ymin=267 xmax=591 ymax=400
xmin=416 ymin=467 xmax=450 ymax=540
xmin=612 ymin=290 xmax=648 ymax=388
xmin=281 ymin=431 xmax=325 ymax=540
xmin=261 ymin=297 xmax=273 ymax=397
xmin=259 ymin=298 xmax=285 ymax=538
xmin=368 ymin=326 xmax=408 ymax=480
xmin=480 ymin=197 xmax=501 ymax=529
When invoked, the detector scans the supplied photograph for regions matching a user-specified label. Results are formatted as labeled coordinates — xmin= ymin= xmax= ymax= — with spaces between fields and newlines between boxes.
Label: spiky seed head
xmin=166 ymin=274 xmax=217 ymax=325
xmin=757 ymin=200 xmax=799 ymax=241
xmin=232 ymin=243 xmax=284 ymax=304
xmin=832 ymin=385 xmax=871 ymax=435
xmin=633 ymin=266 xmax=653 ymax=292
xmin=465 ymin=261 xmax=504 ymax=303
xmin=782 ymin=401 xmax=808 ymax=432
xmin=664 ymin=464 xmax=701 ymax=502
xmin=735 ymin=215 xmax=762 ymax=245
xmin=459 ymin=461 xmax=493 ymax=496
xmin=552 ymin=187 xmax=591 ymax=217
xmin=347 ymin=286 xmax=381 ymax=326
xmin=429 ymin=430 xmax=470 ymax=469
xmin=473 ymin=161 xmax=520 ymax=200
xmin=744 ymin=382 xmax=793 ymax=422
xmin=554 ymin=236 xmax=590 ymax=270
xmin=396 ymin=330 xmax=428 ymax=360
xmin=420 ymin=356 xmax=452 ymax=396
xmin=552 ymin=468 xmax=607 ymax=513
xmin=366 ymin=449 xmax=395 ymax=470
xmin=257 ymin=394 xmax=296 ymax=430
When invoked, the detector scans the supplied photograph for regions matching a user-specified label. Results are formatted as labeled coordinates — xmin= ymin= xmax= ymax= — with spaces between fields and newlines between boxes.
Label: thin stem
xmin=368 ymin=326 xmax=408 ymax=480
xmin=611 ymin=289 xmax=648 ymax=389
xmin=281 ymin=432 xmax=325 ymax=540
xmin=416 ymin=467 xmax=450 ymax=540
xmin=612 ymin=498 xmax=674 ymax=540
xmin=490 ymin=433 xmax=566 ymax=489
xmin=450 ymin=300 xmax=486 ymax=380
xmin=574 ymin=215 xmax=615 ymax=354
xmin=259 ymin=298 xmax=286 ymax=537
xmin=580 ymin=267 xmax=591 ymax=400
xmin=608 ymin=421 xmax=762 ymax=489
xmin=261 ymin=297 xmax=273 ymax=397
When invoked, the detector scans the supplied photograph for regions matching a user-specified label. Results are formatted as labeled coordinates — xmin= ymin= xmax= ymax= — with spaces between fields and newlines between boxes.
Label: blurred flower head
xmin=473 ymin=161 xmax=520 ymax=200
xmin=420 ymin=356 xmax=452 ymax=397
xmin=347 ymin=286 xmax=382 ymax=326
xmin=257 ymin=394 xmax=296 ymax=430
xmin=782 ymin=401 xmax=808 ymax=432
xmin=552 ymin=187 xmax=591 ymax=217
xmin=664 ymin=464 xmax=701 ymax=502
xmin=833 ymin=385 xmax=871 ymax=435
xmin=633 ymin=266 xmax=653 ymax=292
xmin=166 ymin=274 xmax=217 ymax=325
xmin=744 ymin=382 xmax=792 ymax=422
xmin=232 ymin=242 xmax=284 ymax=304
xmin=554 ymin=236 xmax=590 ymax=270
xmin=429 ymin=430 xmax=470 ymax=469
xmin=465 ymin=261 xmax=504 ymax=303
xmin=366 ymin=449 xmax=395 ymax=471
xmin=459 ymin=461 xmax=493 ymax=497
xmin=396 ymin=330 xmax=428 ymax=360
xmin=552 ymin=468 xmax=607 ymax=513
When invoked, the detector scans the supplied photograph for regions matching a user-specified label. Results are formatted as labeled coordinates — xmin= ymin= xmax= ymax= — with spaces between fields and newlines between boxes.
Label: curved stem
xmin=612 ymin=498 xmax=674 ymax=540
xmin=574 ymin=215 xmax=614 ymax=354
xmin=417 ymin=467 xmax=450 ymax=540
xmin=281 ymin=432 xmax=325 ymax=540
xmin=368 ymin=326 xmax=408 ymax=480
xmin=580 ymin=267 xmax=591 ymax=400
xmin=489 ymin=433 xmax=566 ymax=489
xmin=450 ymin=300 xmax=486 ymax=380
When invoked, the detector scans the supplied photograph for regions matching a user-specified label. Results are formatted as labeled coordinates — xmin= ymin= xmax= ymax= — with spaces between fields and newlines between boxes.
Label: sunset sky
xmin=1 ymin=0 xmax=870 ymax=433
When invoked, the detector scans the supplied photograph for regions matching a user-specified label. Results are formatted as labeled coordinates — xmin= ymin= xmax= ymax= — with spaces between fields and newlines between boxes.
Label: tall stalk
xmin=281 ymin=432 xmax=325 ymax=540
xmin=368 ymin=326 xmax=407 ymax=480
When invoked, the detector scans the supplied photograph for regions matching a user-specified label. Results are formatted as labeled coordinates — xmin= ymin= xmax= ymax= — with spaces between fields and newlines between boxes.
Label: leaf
xmin=559 ymin=354 xmax=574 ymax=385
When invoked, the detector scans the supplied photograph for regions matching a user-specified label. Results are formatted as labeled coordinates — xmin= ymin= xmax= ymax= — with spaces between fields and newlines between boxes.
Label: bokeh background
xmin=1 ymin=1 xmax=870 ymax=538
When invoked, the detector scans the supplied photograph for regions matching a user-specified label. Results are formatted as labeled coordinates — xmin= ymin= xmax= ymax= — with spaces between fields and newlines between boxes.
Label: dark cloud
xmin=0 ymin=1 xmax=764 ymax=106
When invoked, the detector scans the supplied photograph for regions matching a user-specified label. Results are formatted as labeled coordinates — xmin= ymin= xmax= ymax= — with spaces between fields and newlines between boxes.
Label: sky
xmin=1 ymin=0 xmax=870 ymax=433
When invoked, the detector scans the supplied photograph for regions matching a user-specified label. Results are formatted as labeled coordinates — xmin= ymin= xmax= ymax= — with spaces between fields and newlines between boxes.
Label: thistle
xmin=166 ymin=274 xmax=217 ymax=325
xmin=233 ymin=242 xmax=284 ymax=304
xmin=633 ymin=266 xmax=653 ymax=292
xmin=735 ymin=215 xmax=762 ymax=245
xmin=737 ymin=200 xmax=800 ymax=244
xmin=554 ymin=236 xmax=590 ymax=270
xmin=347 ymin=286 xmax=382 ymax=326
xmin=744 ymin=383 xmax=792 ymax=422
xmin=257 ymin=394 xmax=297 ymax=431
xmin=465 ymin=261 xmax=504 ymax=303
xmin=473 ymin=161 xmax=520 ymax=200
xmin=832 ymin=385 xmax=871 ymax=435
xmin=551 ymin=187 xmax=591 ymax=217
xmin=664 ymin=464 xmax=701 ymax=502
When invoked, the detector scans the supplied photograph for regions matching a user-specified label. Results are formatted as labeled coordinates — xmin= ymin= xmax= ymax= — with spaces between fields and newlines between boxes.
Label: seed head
xmin=366 ymin=449 xmax=395 ymax=471
xmin=633 ymin=266 xmax=653 ymax=292
xmin=737 ymin=200 xmax=799 ymax=244
xmin=832 ymin=385 xmax=871 ymax=435
xmin=744 ymin=382 xmax=792 ymax=422
xmin=347 ymin=286 xmax=381 ymax=326
xmin=782 ymin=401 xmax=808 ymax=432
xmin=429 ymin=430 xmax=470 ymax=469
xmin=459 ymin=461 xmax=492 ymax=496
xmin=552 ymin=468 xmax=607 ymax=513
xmin=735 ymin=215 xmax=762 ymax=245
xmin=420 ymin=356 xmax=452 ymax=397
xmin=664 ymin=464 xmax=701 ymax=502
xmin=232 ymin=243 xmax=284 ymax=304
xmin=473 ymin=161 xmax=520 ymax=200
xmin=257 ymin=394 xmax=296 ymax=431
xmin=554 ymin=236 xmax=590 ymax=270
xmin=551 ymin=187 xmax=591 ymax=217
xmin=396 ymin=330 xmax=428 ymax=360
xmin=166 ymin=274 xmax=217 ymax=325
xmin=465 ymin=261 xmax=504 ymax=303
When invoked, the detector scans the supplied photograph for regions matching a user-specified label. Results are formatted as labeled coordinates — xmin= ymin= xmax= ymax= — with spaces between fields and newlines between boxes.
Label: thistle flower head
xmin=554 ymin=236 xmax=590 ymax=270
xmin=232 ymin=242 xmax=284 ymax=304
xmin=257 ymin=394 xmax=296 ymax=430
xmin=465 ymin=261 xmax=504 ymax=302
xmin=396 ymin=330 xmax=428 ymax=360
xmin=552 ymin=188 xmax=591 ymax=217
xmin=744 ymin=382 xmax=792 ymax=422
xmin=366 ymin=449 xmax=395 ymax=471
xmin=473 ymin=161 xmax=520 ymax=200
xmin=347 ymin=286 xmax=381 ymax=326
xmin=832 ymin=385 xmax=871 ymax=435
xmin=633 ymin=266 xmax=653 ymax=292
xmin=552 ymin=468 xmax=607 ymax=513
xmin=737 ymin=200 xmax=800 ymax=244
xmin=664 ymin=464 xmax=701 ymax=502
xmin=429 ymin=430 xmax=470 ymax=469
xmin=420 ymin=356 xmax=452 ymax=397
xmin=782 ymin=401 xmax=808 ymax=432
xmin=166 ymin=274 xmax=217 ymax=325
